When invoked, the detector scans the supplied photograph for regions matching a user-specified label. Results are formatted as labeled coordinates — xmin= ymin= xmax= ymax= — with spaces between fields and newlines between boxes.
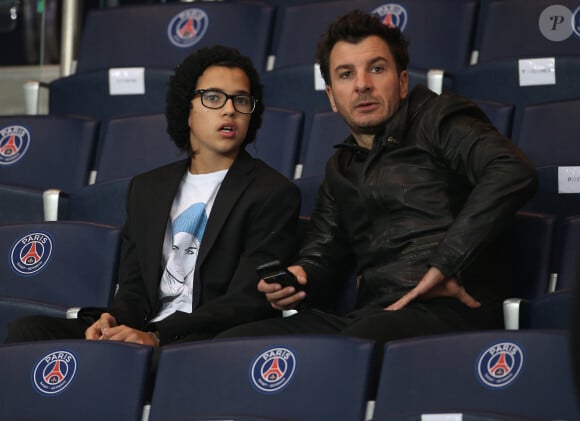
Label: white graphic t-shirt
xmin=151 ymin=168 xmax=228 ymax=322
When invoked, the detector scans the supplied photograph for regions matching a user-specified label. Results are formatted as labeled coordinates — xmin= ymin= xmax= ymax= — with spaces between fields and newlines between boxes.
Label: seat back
xmin=0 ymin=297 xmax=66 ymax=344
xmin=48 ymin=68 xmax=173 ymax=122
xmin=554 ymin=215 xmax=580 ymax=291
xmin=272 ymin=0 xmax=478 ymax=74
xmin=0 ymin=221 xmax=121 ymax=308
xmin=472 ymin=0 xmax=580 ymax=65
xmin=93 ymin=113 xmax=185 ymax=184
xmin=247 ymin=107 xmax=303 ymax=179
xmin=373 ymin=330 xmax=580 ymax=420
xmin=508 ymin=211 xmax=556 ymax=299
xmin=522 ymin=165 xmax=580 ymax=220
xmin=519 ymin=288 xmax=574 ymax=330
xmin=0 ymin=340 xmax=152 ymax=421
xmin=66 ymin=176 xmax=132 ymax=228
xmin=452 ymin=56 xmax=580 ymax=141
xmin=300 ymin=111 xmax=350 ymax=178
xmin=0 ymin=115 xmax=98 ymax=191
xmin=515 ymin=99 xmax=580 ymax=166
xmin=472 ymin=99 xmax=514 ymax=138
xmin=149 ymin=335 xmax=374 ymax=421
xmin=76 ymin=2 xmax=274 ymax=73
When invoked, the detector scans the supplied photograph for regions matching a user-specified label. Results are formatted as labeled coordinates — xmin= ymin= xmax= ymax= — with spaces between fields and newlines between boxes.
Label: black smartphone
xmin=256 ymin=260 xmax=303 ymax=291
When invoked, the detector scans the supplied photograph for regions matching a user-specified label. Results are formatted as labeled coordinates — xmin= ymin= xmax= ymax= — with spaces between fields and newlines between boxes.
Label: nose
xmin=221 ymin=97 xmax=236 ymax=115
xmin=354 ymin=72 xmax=371 ymax=93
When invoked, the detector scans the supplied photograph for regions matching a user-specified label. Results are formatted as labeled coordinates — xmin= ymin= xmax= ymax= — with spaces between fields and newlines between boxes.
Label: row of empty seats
xmin=0 ymin=330 xmax=577 ymax=421
xmin=72 ymin=0 xmax=580 ymax=74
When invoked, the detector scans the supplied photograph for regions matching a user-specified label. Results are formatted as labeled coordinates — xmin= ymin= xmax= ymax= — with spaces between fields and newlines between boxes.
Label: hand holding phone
xmin=256 ymin=260 xmax=303 ymax=291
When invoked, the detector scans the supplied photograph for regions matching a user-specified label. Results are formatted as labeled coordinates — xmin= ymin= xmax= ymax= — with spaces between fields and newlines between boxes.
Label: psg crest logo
xmin=32 ymin=350 xmax=78 ymax=396
xmin=10 ymin=232 xmax=54 ymax=276
xmin=476 ymin=341 xmax=524 ymax=389
xmin=250 ymin=347 xmax=297 ymax=393
xmin=0 ymin=125 xmax=31 ymax=165
xmin=371 ymin=3 xmax=408 ymax=32
xmin=167 ymin=8 xmax=209 ymax=48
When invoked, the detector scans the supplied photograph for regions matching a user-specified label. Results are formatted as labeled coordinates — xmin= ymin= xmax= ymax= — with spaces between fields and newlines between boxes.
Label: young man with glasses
xmin=6 ymin=45 xmax=300 ymax=347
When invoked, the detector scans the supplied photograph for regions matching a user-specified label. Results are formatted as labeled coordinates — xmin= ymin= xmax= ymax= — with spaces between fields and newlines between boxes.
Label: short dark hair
xmin=165 ymin=45 xmax=264 ymax=154
xmin=316 ymin=9 xmax=410 ymax=85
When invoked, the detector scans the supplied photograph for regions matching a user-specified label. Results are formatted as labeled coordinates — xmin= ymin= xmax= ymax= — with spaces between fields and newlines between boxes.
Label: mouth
xmin=218 ymin=124 xmax=236 ymax=136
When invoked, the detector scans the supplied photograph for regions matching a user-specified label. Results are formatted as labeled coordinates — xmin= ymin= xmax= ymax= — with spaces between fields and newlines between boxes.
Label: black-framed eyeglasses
xmin=193 ymin=89 xmax=257 ymax=114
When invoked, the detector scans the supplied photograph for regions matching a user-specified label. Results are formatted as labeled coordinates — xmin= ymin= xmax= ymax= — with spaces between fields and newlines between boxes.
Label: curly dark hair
xmin=165 ymin=45 xmax=264 ymax=154
xmin=316 ymin=9 xmax=410 ymax=85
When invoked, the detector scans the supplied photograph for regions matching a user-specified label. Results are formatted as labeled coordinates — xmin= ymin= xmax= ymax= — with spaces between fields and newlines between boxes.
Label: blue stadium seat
xmin=92 ymin=113 xmax=185 ymax=184
xmin=149 ymin=335 xmax=374 ymax=421
xmin=372 ymin=330 xmax=580 ymax=421
xmin=472 ymin=99 xmax=514 ymax=138
xmin=0 ymin=115 xmax=98 ymax=191
xmin=515 ymin=99 xmax=580 ymax=166
xmin=65 ymin=176 xmax=132 ymax=227
xmin=518 ymin=288 xmax=574 ymax=330
xmin=0 ymin=221 xmax=121 ymax=309
xmin=0 ymin=297 xmax=66 ymax=344
xmin=0 ymin=115 xmax=98 ymax=224
xmin=508 ymin=211 xmax=556 ymax=300
xmin=299 ymin=110 xmax=349 ymax=179
xmin=271 ymin=0 xmax=478 ymax=74
xmin=0 ymin=340 xmax=152 ymax=421
xmin=554 ymin=215 xmax=580 ymax=291
xmin=293 ymin=174 xmax=323 ymax=216
xmin=452 ymin=56 xmax=580 ymax=141
xmin=472 ymin=0 xmax=580 ymax=66
xmin=247 ymin=107 xmax=303 ymax=179
xmin=75 ymin=2 xmax=274 ymax=73
xmin=48 ymin=68 xmax=173 ymax=121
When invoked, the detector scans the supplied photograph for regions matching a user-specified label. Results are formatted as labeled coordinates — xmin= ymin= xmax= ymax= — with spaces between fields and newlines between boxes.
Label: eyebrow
xmin=333 ymin=56 xmax=390 ymax=73
xmin=199 ymin=87 xmax=251 ymax=95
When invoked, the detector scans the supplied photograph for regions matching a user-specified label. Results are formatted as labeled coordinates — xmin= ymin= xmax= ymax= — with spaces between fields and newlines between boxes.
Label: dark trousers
xmin=5 ymin=315 xmax=89 ymax=343
xmin=217 ymin=297 xmax=504 ymax=398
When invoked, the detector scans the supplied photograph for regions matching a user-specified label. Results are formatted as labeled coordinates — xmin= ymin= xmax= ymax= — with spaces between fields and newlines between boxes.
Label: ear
xmin=399 ymin=70 xmax=409 ymax=100
xmin=326 ymin=85 xmax=337 ymax=112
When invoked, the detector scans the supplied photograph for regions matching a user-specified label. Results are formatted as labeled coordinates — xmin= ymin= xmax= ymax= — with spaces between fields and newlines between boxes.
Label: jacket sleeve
xmin=155 ymin=179 xmax=300 ymax=344
xmin=294 ymin=176 xmax=356 ymax=310
xmin=427 ymin=99 xmax=538 ymax=278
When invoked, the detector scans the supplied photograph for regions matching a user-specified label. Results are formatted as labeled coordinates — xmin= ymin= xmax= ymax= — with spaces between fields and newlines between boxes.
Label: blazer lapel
xmin=196 ymin=151 xmax=254 ymax=267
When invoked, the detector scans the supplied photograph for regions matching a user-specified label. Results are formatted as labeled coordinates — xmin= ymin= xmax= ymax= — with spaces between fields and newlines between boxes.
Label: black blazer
xmin=105 ymin=151 xmax=300 ymax=344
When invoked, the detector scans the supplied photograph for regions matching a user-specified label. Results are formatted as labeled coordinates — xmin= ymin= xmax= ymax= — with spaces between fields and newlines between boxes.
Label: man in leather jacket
xmin=218 ymin=10 xmax=537 ymax=347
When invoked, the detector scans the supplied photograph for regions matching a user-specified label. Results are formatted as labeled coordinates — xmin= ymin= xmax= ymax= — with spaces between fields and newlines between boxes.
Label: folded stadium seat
xmin=371 ymin=330 xmax=580 ymax=421
xmin=148 ymin=335 xmax=374 ymax=421
xmin=75 ymin=2 xmax=274 ymax=74
xmin=247 ymin=107 xmax=304 ymax=179
xmin=0 ymin=340 xmax=152 ymax=421
xmin=452 ymin=56 xmax=580 ymax=142
xmin=471 ymin=0 xmax=580 ymax=66
xmin=48 ymin=68 xmax=173 ymax=122
xmin=0 ymin=115 xmax=98 ymax=224
xmin=90 ymin=113 xmax=185 ymax=185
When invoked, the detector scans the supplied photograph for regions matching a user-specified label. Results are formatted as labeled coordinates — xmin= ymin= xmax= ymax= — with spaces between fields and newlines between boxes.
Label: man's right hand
xmin=258 ymin=265 xmax=308 ymax=311
xmin=85 ymin=312 xmax=118 ymax=339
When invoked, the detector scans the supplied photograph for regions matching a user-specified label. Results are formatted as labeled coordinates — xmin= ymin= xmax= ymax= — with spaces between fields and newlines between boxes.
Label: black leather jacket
xmin=297 ymin=86 xmax=537 ymax=311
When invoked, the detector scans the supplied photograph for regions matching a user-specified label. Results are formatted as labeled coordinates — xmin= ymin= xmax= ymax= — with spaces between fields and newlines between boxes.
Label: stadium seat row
xmin=0 ymin=330 xmax=577 ymax=421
